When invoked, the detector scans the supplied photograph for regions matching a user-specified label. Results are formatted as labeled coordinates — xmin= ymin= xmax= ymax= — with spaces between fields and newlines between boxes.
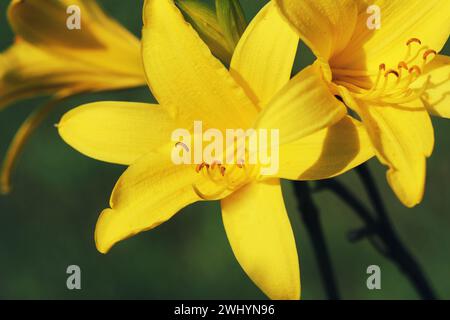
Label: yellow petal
xmin=142 ymin=0 xmax=258 ymax=130
xmin=231 ymin=2 xmax=298 ymax=107
xmin=0 ymin=40 xmax=143 ymax=110
xmin=411 ymin=54 xmax=450 ymax=118
xmin=277 ymin=116 xmax=374 ymax=181
xmin=95 ymin=150 xmax=225 ymax=254
xmin=8 ymin=0 xmax=145 ymax=78
xmin=352 ymin=98 xmax=434 ymax=207
xmin=58 ymin=102 xmax=177 ymax=165
xmin=221 ymin=179 xmax=300 ymax=300
xmin=1 ymin=99 xmax=61 ymax=194
xmin=275 ymin=0 xmax=358 ymax=79
xmin=255 ymin=63 xmax=347 ymax=144
xmin=333 ymin=0 xmax=450 ymax=72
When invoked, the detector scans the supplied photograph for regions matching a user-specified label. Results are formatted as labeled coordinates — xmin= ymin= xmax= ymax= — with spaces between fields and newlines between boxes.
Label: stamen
xmin=409 ymin=65 xmax=422 ymax=75
xmin=236 ymin=159 xmax=245 ymax=168
xmin=364 ymin=64 xmax=386 ymax=95
xmin=210 ymin=160 xmax=221 ymax=170
xmin=396 ymin=62 xmax=409 ymax=84
xmin=398 ymin=61 xmax=408 ymax=70
xmin=220 ymin=166 xmax=226 ymax=177
xmin=406 ymin=38 xmax=422 ymax=46
xmin=421 ymin=49 xmax=437 ymax=70
xmin=175 ymin=141 xmax=190 ymax=152
xmin=195 ymin=162 xmax=208 ymax=173
xmin=423 ymin=49 xmax=437 ymax=60
xmin=385 ymin=69 xmax=399 ymax=78
xmin=338 ymin=37 xmax=435 ymax=104
xmin=404 ymin=38 xmax=424 ymax=63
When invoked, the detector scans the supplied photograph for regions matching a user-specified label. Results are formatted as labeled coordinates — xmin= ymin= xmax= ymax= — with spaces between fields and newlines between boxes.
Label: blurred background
xmin=0 ymin=0 xmax=449 ymax=299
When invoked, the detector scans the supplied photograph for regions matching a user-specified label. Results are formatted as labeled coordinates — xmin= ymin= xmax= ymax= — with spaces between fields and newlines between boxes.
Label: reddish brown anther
xmin=398 ymin=61 xmax=408 ymax=70
xmin=385 ymin=69 xmax=399 ymax=78
xmin=407 ymin=38 xmax=422 ymax=46
xmin=423 ymin=49 xmax=437 ymax=60
xmin=409 ymin=65 xmax=422 ymax=75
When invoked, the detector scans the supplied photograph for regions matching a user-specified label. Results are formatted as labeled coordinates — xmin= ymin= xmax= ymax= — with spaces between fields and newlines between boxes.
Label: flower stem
xmin=294 ymin=181 xmax=340 ymax=300
xmin=316 ymin=164 xmax=437 ymax=300
xmin=355 ymin=164 xmax=436 ymax=299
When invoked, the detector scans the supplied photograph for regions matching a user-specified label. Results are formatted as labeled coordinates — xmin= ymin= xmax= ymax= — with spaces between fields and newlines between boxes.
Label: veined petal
xmin=0 ymin=40 xmax=144 ymax=110
xmin=58 ymin=102 xmax=178 ymax=165
xmin=231 ymin=2 xmax=298 ymax=107
xmin=8 ymin=0 xmax=102 ymax=49
xmin=142 ymin=0 xmax=258 ymax=130
xmin=275 ymin=0 xmax=358 ymax=79
xmin=95 ymin=150 xmax=225 ymax=253
xmin=411 ymin=54 xmax=450 ymax=118
xmin=255 ymin=64 xmax=347 ymax=144
xmin=352 ymin=98 xmax=434 ymax=207
xmin=221 ymin=179 xmax=300 ymax=300
xmin=276 ymin=116 xmax=374 ymax=181
xmin=8 ymin=0 xmax=145 ymax=77
xmin=333 ymin=0 xmax=450 ymax=72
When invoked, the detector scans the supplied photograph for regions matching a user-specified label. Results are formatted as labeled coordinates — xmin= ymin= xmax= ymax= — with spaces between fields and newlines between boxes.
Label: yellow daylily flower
xmin=275 ymin=0 xmax=450 ymax=207
xmin=58 ymin=0 xmax=374 ymax=299
xmin=0 ymin=0 xmax=146 ymax=193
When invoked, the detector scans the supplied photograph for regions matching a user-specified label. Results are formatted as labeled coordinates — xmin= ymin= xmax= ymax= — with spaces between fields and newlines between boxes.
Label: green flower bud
xmin=175 ymin=0 xmax=232 ymax=64
xmin=215 ymin=0 xmax=247 ymax=51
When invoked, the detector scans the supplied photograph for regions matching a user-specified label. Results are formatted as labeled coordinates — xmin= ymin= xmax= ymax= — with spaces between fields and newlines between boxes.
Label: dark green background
xmin=0 ymin=0 xmax=449 ymax=299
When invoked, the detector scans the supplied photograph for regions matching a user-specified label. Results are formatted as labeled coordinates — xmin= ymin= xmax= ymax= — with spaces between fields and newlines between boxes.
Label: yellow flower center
xmin=334 ymin=38 xmax=437 ymax=104
xmin=193 ymin=159 xmax=261 ymax=200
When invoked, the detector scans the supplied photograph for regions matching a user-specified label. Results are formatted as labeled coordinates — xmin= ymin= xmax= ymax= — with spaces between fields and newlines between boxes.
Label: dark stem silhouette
xmin=315 ymin=164 xmax=437 ymax=299
xmin=294 ymin=181 xmax=340 ymax=300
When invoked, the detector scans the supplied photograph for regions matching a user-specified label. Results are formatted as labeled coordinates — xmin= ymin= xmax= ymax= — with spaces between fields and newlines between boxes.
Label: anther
xmin=409 ymin=65 xmax=422 ymax=75
xmin=210 ymin=161 xmax=221 ymax=170
xmin=398 ymin=61 xmax=408 ymax=70
xmin=196 ymin=162 xmax=208 ymax=173
xmin=175 ymin=141 xmax=190 ymax=152
xmin=379 ymin=63 xmax=386 ymax=71
xmin=423 ymin=49 xmax=437 ymax=60
xmin=407 ymin=38 xmax=422 ymax=46
xmin=385 ymin=69 xmax=399 ymax=78
xmin=220 ymin=166 xmax=226 ymax=177
xmin=236 ymin=159 xmax=245 ymax=169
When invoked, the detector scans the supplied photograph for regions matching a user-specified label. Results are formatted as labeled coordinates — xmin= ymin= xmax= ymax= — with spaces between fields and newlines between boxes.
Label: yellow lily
xmin=58 ymin=0 xmax=374 ymax=299
xmin=275 ymin=0 xmax=450 ymax=207
xmin=0 ymin=0 xmax=146 ymax=193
